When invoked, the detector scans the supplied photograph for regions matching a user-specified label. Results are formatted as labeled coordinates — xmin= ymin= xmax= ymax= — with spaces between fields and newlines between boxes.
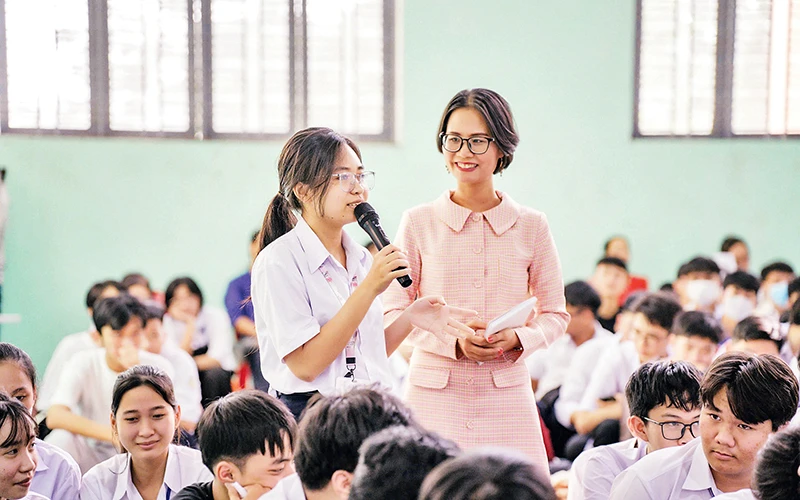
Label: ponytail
xmin=258 ymin=193 xmax=298 ymax=251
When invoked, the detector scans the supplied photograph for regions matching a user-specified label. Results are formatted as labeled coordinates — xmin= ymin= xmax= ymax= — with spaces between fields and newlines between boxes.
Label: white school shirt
xmin=259 ymin=473 xmax=306 ymax=500
xmin=157 ymin=341 xmax=204 ymax=424
xmin=39 ymin=329 xmax=98 ymax=411
xmin=568 ymin=438 xmax=647 ymax=500
xmin=252 ymin=217 xmax=395 ymax=396
xmin=714 ymin=490 xmax=756 ymax=499
xmin=31 ymin=438 xmax=81 ymax=500
xmin=80 ymin=444 xmax=212 ymax=500
xmin=609 ymin=439 xmax=722 ymax=499
xmin=162 ymin=307 xmax=237 ymax=371
xmin=20 ymin=493 xmax=49 ymax=500
xmin=578 ymin=340 xmax=641 ymax=412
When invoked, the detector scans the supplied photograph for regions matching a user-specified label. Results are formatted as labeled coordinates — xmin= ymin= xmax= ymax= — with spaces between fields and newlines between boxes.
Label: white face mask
xmin=722 ymin=294 xmax=754 ymax=322
xmin=686 ymin=280 xmax=722 ymax=308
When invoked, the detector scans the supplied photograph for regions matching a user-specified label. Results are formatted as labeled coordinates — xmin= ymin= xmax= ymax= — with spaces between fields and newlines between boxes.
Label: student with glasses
xmin=383 ymin=89 xmax=569 ymax=472
xmin=569 ymin=360 xmax=703 ymax=500
xmin=251 ymin=127 xmax=474 ymax=421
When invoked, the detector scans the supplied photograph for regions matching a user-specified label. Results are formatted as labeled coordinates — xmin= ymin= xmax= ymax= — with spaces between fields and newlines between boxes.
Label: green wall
xmin=2 ymin=1 xmax=798 ymax=371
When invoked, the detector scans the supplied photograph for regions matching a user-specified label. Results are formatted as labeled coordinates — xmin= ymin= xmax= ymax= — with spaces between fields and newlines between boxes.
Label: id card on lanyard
xmin=320 ymin=266 xmax=369 ymax=391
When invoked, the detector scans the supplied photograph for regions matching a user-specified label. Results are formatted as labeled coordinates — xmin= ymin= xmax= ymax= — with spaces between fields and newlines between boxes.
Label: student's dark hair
xmin=677 ymin=256 xmax=721 ymax=278
xmin=0 ymin=343 xmax=37 ymax=391
xmin=143 ymin=301 xmax=166 ymax=322
xmin=595 ymin=256 xmax=628 ymax=273
xmin=0 ymin=392 xmax=36 ymax=449
xmin=790 ymin=277 xmax=800 ymax=299
xmin=436 ymin=88 xmax=518 ymax=175
xmin=753 ymin=426 xmax=800 ymax=500
xmin=721 ymin=236 xmax=745 ymax=252
xmin=196 ymin=390 xmax=296 ymax=471
xmin=626 ymin=361 xmax=702 ymax=420
xmin=621 ymin=291 xmax=647 ymax=312
xmin=92 ymin=294 xmax=148 ymax=334
xmin=701 ymin=352 xmax=798 ymax=431
xmin=257 ymin=127 xmax=361 ymax=251
xmin=760 ymin=261 xmax=795 ymax=281
xmin=111 ymin=365 xmax=177 ymax=417
xmin=294 ymin=385 xmax=416 ymax=491
xmin=732 ymin=316 xmax=784 ymax=351
xmin=418 ymin=449 xmax=557 ymax=500
xmin=85 ymin=280 xmax=124 ymax=309
xmin=632 ymin=292 xmax=682 ymax=331
xmin=603 ymin=235 xmax=629 ymax=253
xmin=672 ymin=311 xmax=722 ymax=344
xmin=121 ymin=273 xmax=152 ymax=292
xmin=564 ymin=281 xmax=601 ymax=316
xmin=348 ymin=426 xmax=460 ymax=500
xmin=722 ymin=271 xmax=760 ymax=294
xmin=164 ymin=277 xmax=204 ymax=308
xmin=659 ymin=282 xmax=675 ymax=293
xmin=790 ymin=299 xmax=800 ymax=327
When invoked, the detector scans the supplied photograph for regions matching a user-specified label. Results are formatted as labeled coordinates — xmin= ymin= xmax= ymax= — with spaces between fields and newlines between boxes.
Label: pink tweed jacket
xmin=384 ymin=191 xmax=568 ymax=474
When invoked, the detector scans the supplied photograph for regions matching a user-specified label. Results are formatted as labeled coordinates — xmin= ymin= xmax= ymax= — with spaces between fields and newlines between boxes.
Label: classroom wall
xmin=2 ymin=1 xmax=798 ymax=371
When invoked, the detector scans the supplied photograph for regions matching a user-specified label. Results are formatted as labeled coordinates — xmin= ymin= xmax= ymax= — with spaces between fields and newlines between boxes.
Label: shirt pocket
xmin=408 ymin=366 xmax=451 ymax=389
xmin=491 ymin=365 xmax=530 ymax=389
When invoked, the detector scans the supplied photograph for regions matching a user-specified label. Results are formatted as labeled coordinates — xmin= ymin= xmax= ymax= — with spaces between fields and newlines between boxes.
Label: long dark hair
xmin=257 ymin=127 xmax=361 ymax=251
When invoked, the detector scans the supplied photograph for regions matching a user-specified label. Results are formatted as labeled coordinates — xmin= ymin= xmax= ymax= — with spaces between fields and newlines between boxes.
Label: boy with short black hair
xmin=756 ymin=262 xmax=796 ymax=320
xmin=174 ymin=390 xmax=297 ymax=500
xmin=590 ymin=257 xmax=630 ymax=332
xmin=610 ymin=352 xmax=799 ymax=499
xmin=674 ymin=257 xmax=722 ymax=313
xmin=719 ymin=271 xmax=760 ymax=339
xmin=669 ymin=311 xmax=722 ymax=372
xmin=570 ymin=361 xmax=703 ymax=500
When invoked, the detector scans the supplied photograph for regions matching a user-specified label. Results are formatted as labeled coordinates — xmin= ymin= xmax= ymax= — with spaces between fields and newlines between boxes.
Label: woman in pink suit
xmin=383 ymin=88 xmax=569 ymax=474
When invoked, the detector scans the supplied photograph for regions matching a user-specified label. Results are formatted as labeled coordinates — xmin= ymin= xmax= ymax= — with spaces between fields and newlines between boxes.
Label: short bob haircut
xmin=92 ymin=294 xmax=148 ymax=334
xmin=418 ymin=448 xmax=556 ymax=500
xmin=0 ymin=392 xmax=36 ymax=452
xmin=165 ymin=277 xmax=204 ymax=309
xmin=85 ymin=279 xmax=124 ymax=310
xmin=436 ymin=88 xmax=519 ymax=174
xmin=701 ymin=352 xmax=798 ymax=431
xmin=626 ymin=360 xmax=702 ymax=420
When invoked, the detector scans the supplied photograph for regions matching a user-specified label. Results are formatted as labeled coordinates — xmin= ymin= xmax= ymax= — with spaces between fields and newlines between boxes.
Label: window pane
xmin=637 ymin=0 xmax=718 ymax=136
xmin=107 ymin=0 xmax=191 ymax=132
xmin=210 ymin=0 xmax=290 ymax=135
xmin=788 ymin=0 xmax=800 ymax=133
xmin=4 ymin=0 xmax=91 ymax=130
xmin=306 ymin=0 xmax=385 ymax=136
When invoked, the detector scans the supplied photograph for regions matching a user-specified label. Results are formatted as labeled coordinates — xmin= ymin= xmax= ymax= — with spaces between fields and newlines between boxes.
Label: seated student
xmin=0 ymin=392 xmax=48 ymax=500
xmin=613 ymin=291 xmax=648 ymax=341
xmin=142 ymin=302 xmax=204 ymax=437
xmin=720 ymin=237 xmax=750 ymax=273
xmin=224 ymin=231 xmax=270 ymax=393
xmin=589 ymin=258 xmax=630 ymax=332
xmin=81 ymin=365 xmax=211 ymax=499
xmin=669 ymin=311 xmax=722 ymax=372
xmin=173 ymin=390 xmax=296 ymax=500
xmin=0 ymin=343 xmax=80 ymax=499
xmin=122 ymin=273 xmax=155 ymax=303
xmin=609 ymin=352 xmax=799 ymax=499
xmin=348 ymin=426 xmax=460 ymax=500
xmin=569 ymin=360 xmax=702 ymax=500
xmin=163 ymin=277 xmax=237 ymax=406
xmin=740 ymin=425 xmax=800 ymax=500
xmin=529 ymin=281 xmax=613 ymax=457
xmin=263 ymin=386 xmax=417 ymax=500
xmin=727 ymin=316 xmax=785 ymax=359
xmin=755 ymin=262 xmax=796 ymax=320
xmin=673 ymin=257 xmax=722 ymax=313
xmin=45 ymin=295 xmax=175 ymax=473
xmin=603 ymin=236 xmax=649 ymax=305
xmin=718 ymin=272 xmax=760 ymax=341
xmin=568 ymin=293 xmax=682 ymax=458
xmin=418 ymin=448 xmax=557 ymax=500
xmin=39 ymin=279 xmax=123 ymax=414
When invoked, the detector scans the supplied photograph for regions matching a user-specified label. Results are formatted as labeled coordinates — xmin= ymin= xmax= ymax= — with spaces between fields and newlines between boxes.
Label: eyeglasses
xmin=440 ymin=133 xmax=495 ymax=155
xmin=643 ymin=417 xmax=699 ymax=441
xmin=331 ymin=171 xmax=375 ymax=192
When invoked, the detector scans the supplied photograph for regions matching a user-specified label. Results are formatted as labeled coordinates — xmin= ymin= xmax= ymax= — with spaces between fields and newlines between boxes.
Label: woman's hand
xmin=362 ymin=244 xmax=410 ymax=296
xmin=485 ymin=327 xmax=522 ymax=352
xmin=456 ymin=320 xmax=519 ymax=362
xmin=407 ymin=295 xmax=476 ymax=343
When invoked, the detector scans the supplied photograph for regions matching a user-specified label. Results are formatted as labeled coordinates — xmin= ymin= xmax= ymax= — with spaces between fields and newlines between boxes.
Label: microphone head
xmin=354 ymin=202 xmax=379 ymax=227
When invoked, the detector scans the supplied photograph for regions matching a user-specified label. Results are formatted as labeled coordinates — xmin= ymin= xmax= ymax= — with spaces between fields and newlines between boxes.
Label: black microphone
xmin=354 ymin=202 xmax=413 ymax=288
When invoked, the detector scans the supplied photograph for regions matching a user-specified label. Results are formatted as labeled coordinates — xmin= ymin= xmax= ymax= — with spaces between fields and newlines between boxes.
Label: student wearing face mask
xmin=755 ymin=262 xmax=796 ymax=321
xmin=673 ymin=257 xmax=722 ymax=313
xmin=718 ymin=272 xmax=760 ymax=341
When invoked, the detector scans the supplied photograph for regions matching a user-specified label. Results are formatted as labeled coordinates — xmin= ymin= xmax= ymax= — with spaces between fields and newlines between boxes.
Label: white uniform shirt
xmin=251 ymin=217 xmax=395 ymax=396
xmin=158 ymin=341 xmax=203 ymax=424
xmin=578 ymin=340 xmax=641 ymax=412
xmin=39 ymin=329 xmax=98 ymax=411
xmin=163 ymin=306 xmax=237 ymax=371
xmin=714 ymin=490 xmax=755 ymax=499
xmin=80 ymin=444 xmax=212 ymax=500
xmin=568 ymin=438 xmax=646 ymax=500
xmin=31 ymin=438 xmax=81 ymax=500
xmin=259 ymin=473 xmax=306 ymax=500
xmin=609 ymin=439 xmax=722 ymax=499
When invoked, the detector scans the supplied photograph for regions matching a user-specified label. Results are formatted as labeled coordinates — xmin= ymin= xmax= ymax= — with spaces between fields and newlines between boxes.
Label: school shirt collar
xmin=433 ymin=190 xmax=520 ymax=235
xmin=294 ymin=216 xmax=367 ymax=274
xmin=112 ymin=446 xmax=181 ymax=500
xmin=682 ymin=440 xmax=721 ymax=496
